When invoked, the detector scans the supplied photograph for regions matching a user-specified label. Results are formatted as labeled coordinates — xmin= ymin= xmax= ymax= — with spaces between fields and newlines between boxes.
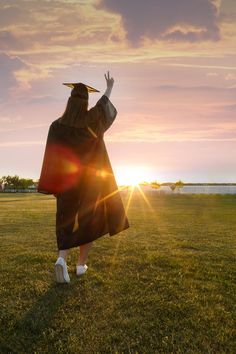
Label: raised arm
xmin=104 ymin=71 xmax=114 ymax=98
xmin=85 ymin=71 xmax=117 ymax=136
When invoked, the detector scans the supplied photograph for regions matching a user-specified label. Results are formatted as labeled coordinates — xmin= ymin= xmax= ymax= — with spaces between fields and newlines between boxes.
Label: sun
xmin=121 ymin=169 xmax=140 ymax=186
xmin=114 ymin=165 xmax=153 ymax=186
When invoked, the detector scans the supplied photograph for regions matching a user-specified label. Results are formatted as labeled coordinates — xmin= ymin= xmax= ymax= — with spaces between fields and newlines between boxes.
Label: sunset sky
xmin=0 ymin=0 xmax=236 ymax=184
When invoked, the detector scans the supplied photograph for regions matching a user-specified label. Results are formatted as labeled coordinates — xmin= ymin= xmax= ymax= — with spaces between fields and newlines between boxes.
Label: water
xmin=140 ymin=185 xmax=236 ymax=194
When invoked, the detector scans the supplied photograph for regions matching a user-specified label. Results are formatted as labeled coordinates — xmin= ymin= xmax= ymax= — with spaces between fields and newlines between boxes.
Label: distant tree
xmin=10 ymin=175 xmax=21 ymax=189
xmin=0 ymin=176 xmax=5 ymax=190
xmin=151 ymin=180 xmax=161 ymax=189
xmin=2 ymin=175 xmax=10 ymax=185
xmin=171 ymin=180 xmax=184 ymax=191
xmin=0 ymin=175 xmax=34 ymax=190
xmin=19 ymin=178 xmax=34 ymax=189
xmin=2 ymin=175 xmax=17 ymax=189
xmin=175 ymin=180 xmax=184 ymax=188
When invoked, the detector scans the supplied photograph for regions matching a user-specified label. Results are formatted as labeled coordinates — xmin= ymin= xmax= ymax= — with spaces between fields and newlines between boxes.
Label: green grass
xmin=0 ymin=191 xmax=235 ymax=354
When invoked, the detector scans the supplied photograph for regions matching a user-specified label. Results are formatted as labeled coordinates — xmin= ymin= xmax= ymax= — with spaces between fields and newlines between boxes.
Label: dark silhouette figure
xmin=38 ymin=72 xmax=129 ymax=282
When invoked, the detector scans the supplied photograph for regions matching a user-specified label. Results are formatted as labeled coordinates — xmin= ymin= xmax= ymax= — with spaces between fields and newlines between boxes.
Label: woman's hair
xmin=59 ymin=83 xmax=89 ymax=128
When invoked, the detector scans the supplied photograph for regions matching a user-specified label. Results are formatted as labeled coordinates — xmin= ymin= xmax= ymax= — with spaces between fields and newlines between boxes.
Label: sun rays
xmin=107 ymin=182 xmax=157 ymax=273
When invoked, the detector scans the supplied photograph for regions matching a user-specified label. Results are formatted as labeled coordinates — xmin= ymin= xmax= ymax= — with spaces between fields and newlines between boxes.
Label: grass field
xmin=0 ymin=190 xmax=235 ymax=353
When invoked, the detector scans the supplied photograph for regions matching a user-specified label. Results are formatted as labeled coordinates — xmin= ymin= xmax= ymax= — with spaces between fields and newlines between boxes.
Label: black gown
xmin=37 ymin=95 xmax=129 ymax=249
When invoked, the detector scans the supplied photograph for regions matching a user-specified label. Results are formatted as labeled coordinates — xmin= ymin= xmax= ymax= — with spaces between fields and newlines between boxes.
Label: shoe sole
xmin=55 ymin=263 xmax=68 ymax=283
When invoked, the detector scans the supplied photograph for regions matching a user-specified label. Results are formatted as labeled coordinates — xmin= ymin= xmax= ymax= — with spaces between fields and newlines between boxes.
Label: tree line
xmin=0 ymin=175 xmax=37 ymax=190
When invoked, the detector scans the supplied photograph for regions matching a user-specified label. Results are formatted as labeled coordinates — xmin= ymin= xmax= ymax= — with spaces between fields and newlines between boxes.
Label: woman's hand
xmin=104 ymin=71 xmax=114 ymax=89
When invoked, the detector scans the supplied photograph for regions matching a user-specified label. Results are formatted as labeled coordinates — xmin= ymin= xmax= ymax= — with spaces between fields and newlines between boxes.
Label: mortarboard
xmin=63 ymin=82 xmax=100 ymax=93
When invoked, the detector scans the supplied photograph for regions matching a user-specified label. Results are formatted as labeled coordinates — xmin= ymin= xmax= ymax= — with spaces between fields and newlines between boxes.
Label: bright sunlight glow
xmin=114 ymin=165 xmax=154 ymax=186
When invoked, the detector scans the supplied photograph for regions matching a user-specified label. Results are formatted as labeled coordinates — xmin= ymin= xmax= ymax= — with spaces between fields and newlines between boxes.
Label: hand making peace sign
xmin=104 ymin=71 xmax=114 ymax=89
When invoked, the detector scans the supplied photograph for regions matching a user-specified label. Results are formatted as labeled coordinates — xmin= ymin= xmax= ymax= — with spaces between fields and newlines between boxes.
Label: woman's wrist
xmin=104 ymin=86 xmax=112 ymax=98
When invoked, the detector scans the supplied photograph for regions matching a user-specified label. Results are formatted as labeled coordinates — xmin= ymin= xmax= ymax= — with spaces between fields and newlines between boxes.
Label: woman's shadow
xmin=3 ymin=278 xmax=88 ymax=353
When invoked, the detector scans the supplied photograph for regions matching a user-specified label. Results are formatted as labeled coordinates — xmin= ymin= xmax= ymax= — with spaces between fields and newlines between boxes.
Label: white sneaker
xmin=76 ymin=264 xmax=88 ymax=276
xmin=55 ymin=257 xmax=70 ymax=283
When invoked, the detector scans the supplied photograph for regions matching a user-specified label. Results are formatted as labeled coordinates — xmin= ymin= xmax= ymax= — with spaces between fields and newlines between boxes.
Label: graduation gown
xmin=38 ymin=95 xmax=129 ymax=249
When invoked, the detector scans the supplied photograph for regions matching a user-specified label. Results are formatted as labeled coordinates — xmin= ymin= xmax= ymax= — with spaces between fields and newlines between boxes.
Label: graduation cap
xmin=63 ymin=82 xmax=100 ymax=93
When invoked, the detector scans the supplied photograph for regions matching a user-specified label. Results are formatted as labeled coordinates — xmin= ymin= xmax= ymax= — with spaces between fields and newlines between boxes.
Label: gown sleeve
xmin=37 ymin=123 xmax=56 ymax=195
xmin=85 ymin=95 xmax=117 ymax=137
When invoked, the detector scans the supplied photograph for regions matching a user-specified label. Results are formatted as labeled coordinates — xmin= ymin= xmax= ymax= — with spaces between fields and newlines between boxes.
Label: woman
xmin=38 ymin=71 xmax=129 ymax=283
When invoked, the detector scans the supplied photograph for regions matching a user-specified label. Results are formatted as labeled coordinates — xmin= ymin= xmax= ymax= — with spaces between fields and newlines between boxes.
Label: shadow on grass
xmin=2 ymin=281 xmax=81 ymax=353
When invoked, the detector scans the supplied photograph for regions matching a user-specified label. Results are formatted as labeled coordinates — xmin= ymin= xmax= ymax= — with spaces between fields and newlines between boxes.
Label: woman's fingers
xmin=104 ymin=71 xmax=114 ymax=85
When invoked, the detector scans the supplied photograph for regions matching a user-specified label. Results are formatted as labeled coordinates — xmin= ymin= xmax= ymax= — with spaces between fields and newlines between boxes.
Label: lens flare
xmin=38 ymin=143 xmax=82 ymax=194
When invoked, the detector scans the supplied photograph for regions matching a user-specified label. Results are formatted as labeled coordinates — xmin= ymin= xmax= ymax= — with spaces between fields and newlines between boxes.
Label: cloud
xmin=0 ymin=140 xmax=44 ymax=147
xmin=0 ymin=0 xmax=233 ymax=71
xmin=24 ymin=95 xmax=60 ymax=105
xmin=153 ymin=85 xmax=236 ymax=93
xmin=0 ymin=3 xmax=26 ymax=27
xmin=217 ymin=103 xmax=236 ymax=111
xmin=0 ymin=0 xmax=121 ymax=54
xmin=219 ymin=0 xmax=236 ymax=23
xmin=162 ymin=28 xmax=219 ymax=42
xmin=106 ymin=125 xmax=236 ymax=143
xmin=0 ymin=53 xmax=28 ymax=100
xmin=0 ymin=30 xmax=24 ymax=50
xmin=103 ymin=81 xmax=236 ymax=143
xmin=166 ymin=63 xmax=236 ymax=70
xmin=100 ymin=0 xmax=221 ymax=44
